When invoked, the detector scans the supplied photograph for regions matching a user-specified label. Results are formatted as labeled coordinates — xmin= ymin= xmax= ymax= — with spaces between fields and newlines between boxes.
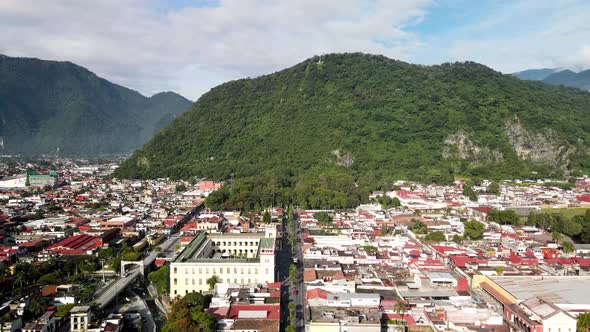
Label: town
xmin=1 ymin=158 xmax=590 ymax=332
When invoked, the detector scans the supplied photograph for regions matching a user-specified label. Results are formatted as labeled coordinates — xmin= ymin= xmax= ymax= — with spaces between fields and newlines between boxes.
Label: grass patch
xmin=541 ymin=208 xmax=590 ymax=219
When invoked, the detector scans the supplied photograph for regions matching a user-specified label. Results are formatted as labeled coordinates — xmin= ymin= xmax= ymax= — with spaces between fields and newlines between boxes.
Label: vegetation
xmin=115 ymin=53 xmax=590 ymax=207
xmin=424 ymin=231 xmax=446 ymax=242
xmin=528 ymin=210 xmax=590 ymax=243
xmin=488 ymin=209 xmax=519 ymax=225
xmin=163 ymin=298 xmax=216 ymax=332
xmin=313 ymin=212 xmax=333 ymax=226
xmin=463 ymin=185 xmax=478 ymax=201
xmin=408 ymin=219 xmax=428 ymax=235
xmin=148 ymin=265 xmax=169 ymax=294
xmin=463 ymin=219 xmax=485 ymax=240
xmin=0 ymin=54 xmax=192 ymax=155
xmin=578 ymin=312 xmax=590 ymax=332
xmin=206 ymin=275 xmax=219 ymax=290
xmin=375 ymin=195 xmax=401 ymax=208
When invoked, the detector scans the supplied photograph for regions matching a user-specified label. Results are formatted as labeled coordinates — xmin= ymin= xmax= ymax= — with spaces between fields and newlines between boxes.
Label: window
xmin=199 ymin=267 xmax=202 ymax=274
xmin=173 ymin=278 xmax=177 ymax=285
xmin=192 ymin=279 xmax=195 ymax=285
xmin=199 ymin=279 xmax=202 ymax=285
xmin=227 ymin=267 xmax=230 ymax=273
xmin=185 ymin=278 xmax=188 ymax=285
xmin=174 ymin=267 xmax=177 ymax=274
xmin=234 ymin=267 xmax=237 ymax=274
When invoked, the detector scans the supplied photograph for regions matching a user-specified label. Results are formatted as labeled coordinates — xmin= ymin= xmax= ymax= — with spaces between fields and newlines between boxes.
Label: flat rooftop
xmin=174 ymin=231 xmax=274 ymax=263
xmin=490 ymin=276 xmax=590 ymax=305
xmin=309 ymin=307 xmax=380 ymax=324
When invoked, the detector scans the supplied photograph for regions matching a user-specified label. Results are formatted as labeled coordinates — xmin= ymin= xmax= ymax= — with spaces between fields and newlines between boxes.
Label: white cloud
xmin=0 ymin=0 xmax=430 ymax=99
xmin=439 ymin=0 xmax=590 ymax=73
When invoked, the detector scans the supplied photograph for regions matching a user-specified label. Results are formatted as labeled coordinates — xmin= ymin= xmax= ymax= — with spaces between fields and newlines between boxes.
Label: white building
xmin=170 ymin=227 xmax=276 ymax=297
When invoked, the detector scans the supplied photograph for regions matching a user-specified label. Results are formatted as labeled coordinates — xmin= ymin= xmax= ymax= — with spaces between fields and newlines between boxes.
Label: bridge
xmin=95 ymin=233 xmax=180 ymax=309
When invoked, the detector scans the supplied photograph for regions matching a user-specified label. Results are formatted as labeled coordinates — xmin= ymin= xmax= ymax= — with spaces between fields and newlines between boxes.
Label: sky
xmin=1 ymin=0 xmax=589 ymax=100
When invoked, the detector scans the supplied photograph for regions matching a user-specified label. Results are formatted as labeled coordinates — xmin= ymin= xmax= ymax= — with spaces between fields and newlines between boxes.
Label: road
xmin=95 ymin=267 xmax=141 ymax=309
xmin=276 ymin=211 xmax=306 ymax=332
xmin=292 ymin=213 xmax=305 ymax=332
xmin=110 ymin=290 xmax=157 ymax=332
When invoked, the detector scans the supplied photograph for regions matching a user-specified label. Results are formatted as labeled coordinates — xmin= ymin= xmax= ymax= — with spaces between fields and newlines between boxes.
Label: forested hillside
xmin=0 ymin=55 xmax=192 ymax=155
xmin=115 ymin=53 xmax=590 ymax=209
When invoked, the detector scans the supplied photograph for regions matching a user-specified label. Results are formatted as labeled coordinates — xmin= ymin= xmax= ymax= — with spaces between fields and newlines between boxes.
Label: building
xmin=70 ymin=306 xmax=92 ymax=332
xmin=46 ymin=234 xmax=102 ymax=255
xmin=99 ymin=216 xmax=135 ymax=231
xmin=27 ymin=172 xmax=57 ymax=187
xmin=170 ymin=227 xmax=276 ymax=297
xmin=473 ymin=275 xmax=590 ymax=331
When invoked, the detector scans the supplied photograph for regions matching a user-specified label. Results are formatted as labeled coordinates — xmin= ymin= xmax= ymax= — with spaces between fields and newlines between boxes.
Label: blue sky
xmin=1 ymin=0 xmax=589 ymax=99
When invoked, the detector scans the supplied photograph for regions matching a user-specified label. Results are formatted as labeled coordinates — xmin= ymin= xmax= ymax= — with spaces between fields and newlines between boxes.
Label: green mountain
xmin=513 ymin=67 xmax=590 ymax=91
xmin=0 ymin=54 xmax=192 ymax=155
xmin=543 ymin=69 xmax=590 ymax=90
xmin=115 ymin=53 xmax=590 ymax=209
xmin=512 ymin=68 xmax=559 ymax=81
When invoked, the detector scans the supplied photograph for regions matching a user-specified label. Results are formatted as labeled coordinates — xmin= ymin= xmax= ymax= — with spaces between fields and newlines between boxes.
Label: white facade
xmin=170 ymin=229 xmax=276 ymax=297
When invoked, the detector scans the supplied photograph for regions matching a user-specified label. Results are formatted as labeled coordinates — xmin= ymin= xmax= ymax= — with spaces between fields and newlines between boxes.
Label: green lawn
xmin=541 ymin=207 xmax=590 ymax=219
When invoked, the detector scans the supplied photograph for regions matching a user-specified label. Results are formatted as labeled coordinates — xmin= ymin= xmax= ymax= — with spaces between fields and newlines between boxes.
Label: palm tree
xmin=393 ymin=301 xmax=407 ymax=325
xmin=552 ymin=231 xmax=562 ymax=245
xmin=577 ymin=312 xmax=590 ymax=332
xmin=562 ymin=241 xmax=575 ymax=254
xmin=14 ymin=271 xmax=26 ymax=289
xmin=28 ymin=298 xmax=47 ymax=317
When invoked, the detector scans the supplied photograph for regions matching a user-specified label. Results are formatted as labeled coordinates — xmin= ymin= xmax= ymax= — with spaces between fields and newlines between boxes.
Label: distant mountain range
xmin=512 ymin=67 xmax=590 ymax=90
xmin=0 ymin=55 xmax=192 ymax=155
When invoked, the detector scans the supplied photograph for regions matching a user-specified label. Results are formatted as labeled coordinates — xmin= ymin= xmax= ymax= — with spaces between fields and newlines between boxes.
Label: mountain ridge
xmin=513 ymin=67 xmax=590 ymax=90
xmin=114 ymin=53 xmax=590 ymax=208
xmin=0 ymin=54 xmax=193 ymax=155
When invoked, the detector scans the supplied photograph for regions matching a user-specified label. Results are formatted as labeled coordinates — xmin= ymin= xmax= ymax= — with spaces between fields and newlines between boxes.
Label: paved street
xmin=276 ymin=212 xmax=305 ymax=332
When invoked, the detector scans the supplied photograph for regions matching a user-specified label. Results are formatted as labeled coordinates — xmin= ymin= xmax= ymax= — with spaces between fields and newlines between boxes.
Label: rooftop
xmin=490 ymin=276 xmax=590 ymax=305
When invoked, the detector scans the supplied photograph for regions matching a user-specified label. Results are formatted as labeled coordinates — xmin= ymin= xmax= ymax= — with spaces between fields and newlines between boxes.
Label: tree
xmin=424 ymin=231 xmax=446 ymax=242
xmin=56 ymin=304 xmax=75 ymax=317
xmin=578 ymin=312 xmax=590 ymax=332
xmin=206 ymin=275 xmax=219 ymax=290
xmin=487 ymin=182 xmax=500 ymax=196
xmin=393 ymin=301 xmax=407 ymax=325
xmin=28 ymin=298 xmax=47 ymax=317
xmin=148 ymin=265 xmax=169 ymax=294
xmin=463 ymin=185 xmax=478 ymax=202
xmin=14 ymin=271 xmax=26 ymax=289
xmin=189 ymin=310 xmax=217 ymax=332
xmin=289 ymin=263 xmax=298 ymax=285
xmin=313 ymin=212 xmax=332 ymax=226
xmin=488 ymin=209 xmax=519 ymax=225
xmin=463 ymin=220 xmax=485 ymax=240
xmin=561 ymin=240 xmax=575 ymax=254
xmin=184 ymin=292 xmax=212 ymax=309
xmin=163 ymin=298 xmax=218 ymax=332
xmin=552 ymin=231 xmax=563 ymax=245
xmin=262 ymin=211 xmax=271 ymax=223
xmin=452 ymin=235 xmax=465 ymax=244
xmin=163 ymin=299 xmax=198 ymax=332
xmin=408 ymin=219 xmax=428 ymax=234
